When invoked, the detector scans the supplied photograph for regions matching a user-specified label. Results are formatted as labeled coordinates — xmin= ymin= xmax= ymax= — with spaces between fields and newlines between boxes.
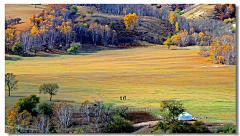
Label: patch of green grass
xmin=5 ymin=45 xmax=236 ymax=123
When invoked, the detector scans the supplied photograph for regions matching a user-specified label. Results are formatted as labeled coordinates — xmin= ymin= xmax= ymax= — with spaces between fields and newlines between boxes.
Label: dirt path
xmin=133 ymin=121 xmax=159 ymax=133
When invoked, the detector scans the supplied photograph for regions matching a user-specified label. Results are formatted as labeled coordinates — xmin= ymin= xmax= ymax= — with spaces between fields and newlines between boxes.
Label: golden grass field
xmin=5 ymin=4 xmax=46 ymax=31
xmin=5 ymin=45 xmax=236 ymax=123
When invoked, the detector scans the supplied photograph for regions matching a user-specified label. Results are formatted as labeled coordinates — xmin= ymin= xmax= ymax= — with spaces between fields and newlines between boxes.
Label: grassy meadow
xmin=5 ymin=45 xmax=236 ymax=123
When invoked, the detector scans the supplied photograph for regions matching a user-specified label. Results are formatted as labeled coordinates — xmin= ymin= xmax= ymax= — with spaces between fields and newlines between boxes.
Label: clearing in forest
xmin=5 ymin=45 xmax=236 ymax=123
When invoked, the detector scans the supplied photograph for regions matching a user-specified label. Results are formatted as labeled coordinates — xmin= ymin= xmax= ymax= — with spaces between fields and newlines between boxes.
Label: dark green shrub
xmin=12 ymin=42 xmax=23 ymax=55
xmin=169 ymin=121 xmax=210 ymax=133
xmin=169 ymin=120 xmax=191 ymax=133
xmin=105 ymin=119 xmax=134 ymax=133
xmin=110 ymin=21 xmax=117 ymax=29
xmin=16 ymin=94 xmax=40 ymax=117
xmin=190 ymin=121 xmax=210 ymax=133
xmin=114 ymin=106 xmax=129 ymax=118
xmin=38 ymin=102 xmax=54 ymax=117
xmin=154 ymin=122 xmax=170 ymax=133
xmin=215 ymin=124 xmax=236 ymax=133
xmin=70 ymin=5 xmax=78 ymax=15
xmin=221 ymin=124 xmax=233 ymax=133
xmin=228 ymin=125 xmax=236 ymax=133
xmin=71 ymin=5 xmax=78 ymax=12
xmin=70 ymin=8 xmax=77 ymax=15
xmin=232 ymin=27 xmax=236 ymax=33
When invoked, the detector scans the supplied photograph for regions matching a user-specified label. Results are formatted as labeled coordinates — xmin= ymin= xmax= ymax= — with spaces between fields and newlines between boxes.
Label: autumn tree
xmin=6 ymin=105 xmax=31 ymax=133
xmin=178 ymin=29 xmax=189 ymax=47
xmin=39 ymin=83 xmax=59 ymax=101
xmin=16 ymin=94 xmax=40 ymax=117
xmin=20 ymin=110 xmax=31 ymax=132
xmin=6 ymin=105 xmax=21 ymax=133
xmin=169 ymin=11 xmax=175 ymax=25
xmin=191 ymin=32 xmax=199 ymax=45
xmin=208 ymin=35 xmax=236 ymax=65
xmin=67 ymin=43 xmax=82 ymax=55
xmin=199 ymin=32 xmax=205 ymax=42
xmin=171 ymin=33 xmax=180 ymax=46
xmin=52 ymin=101 xmax=73 ymax=133
xmin=124 ymin=13 xmax=138 ymax=30
xmin=12 ymin=42 xmax=23 ymax=55
xmin=175 ymin=21 xmax=179 ymax=33
xmin=159 ymin=100 xmax=185 ymax=124
xmin=5 ymin=73 xmax=18 ymax=96
xmin=163 ymin=38 xmax=172 ymax=49
xmin=30 ymin=25 xmax=39 ymax=35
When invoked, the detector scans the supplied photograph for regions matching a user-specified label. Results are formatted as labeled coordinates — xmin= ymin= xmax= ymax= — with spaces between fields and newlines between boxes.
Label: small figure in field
xmin=120 ymin=96 xmax=122 ymax=100
xmin=124 ymin=95 xmax=126 ymax=100
xmin=122 ymin=96 xmax=125 ymax=100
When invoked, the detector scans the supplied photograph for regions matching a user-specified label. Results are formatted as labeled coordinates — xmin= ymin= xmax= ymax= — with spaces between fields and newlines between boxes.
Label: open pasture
xmin=5 ymin=45 xmax=236 ymax=123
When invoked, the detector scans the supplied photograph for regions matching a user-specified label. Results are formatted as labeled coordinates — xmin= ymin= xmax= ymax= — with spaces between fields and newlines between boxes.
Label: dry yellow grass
xmin=182 ymin=4 xmax=216 ymax=19
xmin=5 ymin=45 xmax=236 ymax=123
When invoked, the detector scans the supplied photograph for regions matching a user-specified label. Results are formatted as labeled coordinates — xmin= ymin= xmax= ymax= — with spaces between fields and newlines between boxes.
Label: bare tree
xmin=80 ymin=101 xmax=114 ymax=133
xmin=34 ymin=114 xmax=51 ymax=133
xmin=52 ymin=101 xmax=73 ymax=133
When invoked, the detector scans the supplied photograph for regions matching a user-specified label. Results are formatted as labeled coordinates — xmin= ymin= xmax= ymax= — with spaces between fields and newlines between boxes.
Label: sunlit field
xmin=5 ymin=45 xmax=236 ymax=123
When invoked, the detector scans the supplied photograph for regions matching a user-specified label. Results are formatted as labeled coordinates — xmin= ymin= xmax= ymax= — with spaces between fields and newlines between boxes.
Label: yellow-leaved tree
xmin=6 ymin=105 xmax=22 ymax=132
xmin=30 ymin=25 xmax=39 ymax=35
xmin=169 ymin=11 xmax=175 ymax=25
xmin=199 ymin=32 xmax=205 ymax=41
xmin=175 ymin=21 xmax=179 ymax=33
xmin=123 ymin=13 xmax=138 ymax=30
xmin=171 ymin=33 xmax=180 ymax=46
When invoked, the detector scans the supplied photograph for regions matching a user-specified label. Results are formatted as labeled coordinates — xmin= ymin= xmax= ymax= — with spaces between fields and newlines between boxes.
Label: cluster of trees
xmin=6 ymin=94 xmax=134 ymax=133
xmin=88 ymin=22 xmax=117 ymax=46
xmin=96 ymin=4 xmax=234 ymax=46
xmin=5 ymin=18 xmax=21 ymax=28
xmin=153 ymin=100 xmax=211 ymax=133
xmin=207 ymin=35 xmax=236 ymax=65
xmin=214 ymin=4 xmax=236 ymax=20
xmin=5 ymin=4 xmax=120 ymax=54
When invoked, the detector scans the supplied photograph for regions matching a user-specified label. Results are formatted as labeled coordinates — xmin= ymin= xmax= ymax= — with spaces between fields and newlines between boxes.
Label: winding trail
xmin=133 ymin=121 xmax=159 ymax=133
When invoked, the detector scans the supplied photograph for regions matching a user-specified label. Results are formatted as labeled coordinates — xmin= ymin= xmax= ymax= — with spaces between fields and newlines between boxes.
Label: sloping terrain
xmin=5 ymin=4 xmax=47 ymax=31
xmin=74 ymin=6 xmax=172 ymax=44
xmin=182 ymin=4 xmax=217 ymax=19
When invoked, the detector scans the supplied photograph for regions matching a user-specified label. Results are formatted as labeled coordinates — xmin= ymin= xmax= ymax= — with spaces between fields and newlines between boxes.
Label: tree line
xmin=5 ymin=4 xmax=117 ymax=55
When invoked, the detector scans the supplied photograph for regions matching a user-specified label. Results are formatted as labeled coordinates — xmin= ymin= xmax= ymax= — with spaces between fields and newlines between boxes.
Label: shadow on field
xmin=22 ymin=54 xmax=60 ymax=58
xmin=170 ymin=48 xmax=189 ymax=50
xmin=52 ymin=100 xmax=75 ymax=103
xmin=5 ymin=56 xmax=22 ymax=61
xmin=10 ymin=96 xmax=24 ymax=97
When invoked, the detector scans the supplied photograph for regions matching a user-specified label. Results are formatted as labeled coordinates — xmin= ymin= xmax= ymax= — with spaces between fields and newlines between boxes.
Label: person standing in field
xmin=120 ymin=96 xmax=122 ymax=100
